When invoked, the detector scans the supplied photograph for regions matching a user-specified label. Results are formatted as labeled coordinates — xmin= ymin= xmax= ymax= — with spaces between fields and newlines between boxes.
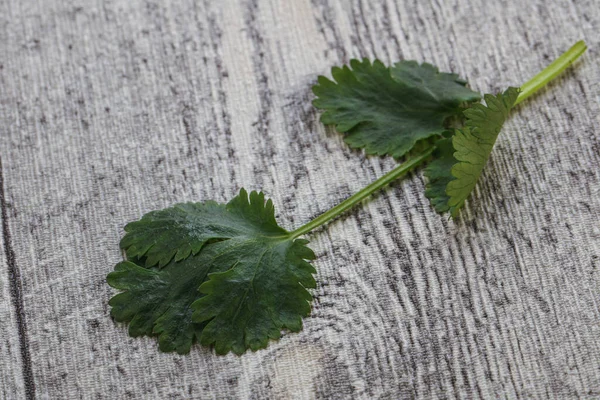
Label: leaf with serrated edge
xmin=312 ymin=59 xmax=480 ymax=159
xmin=425 ymin=87 xmax=519 ymax=216
xmin=107 ymin=257 xmax=207 ymax=354
xmin=192 ymin=236 xmax=315 ymax=355
xmin=120 ymin=191 xmax=286 ymax=268
xmin=108 ymin=189 xmax=315 ymax=354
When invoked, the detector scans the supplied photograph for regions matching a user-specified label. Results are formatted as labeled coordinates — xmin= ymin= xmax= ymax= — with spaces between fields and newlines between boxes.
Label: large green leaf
xmin=107 ymin=189 xmax=315 ymax=354
xmin=425 ymin=87 xmax=520 ymax=216
xmin=312 ymin=59 xmax=480 ymax=159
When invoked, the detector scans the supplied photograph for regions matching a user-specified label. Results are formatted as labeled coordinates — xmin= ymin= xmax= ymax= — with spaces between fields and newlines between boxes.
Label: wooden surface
xmin=1 ymin=0 xmax=599 ymax=398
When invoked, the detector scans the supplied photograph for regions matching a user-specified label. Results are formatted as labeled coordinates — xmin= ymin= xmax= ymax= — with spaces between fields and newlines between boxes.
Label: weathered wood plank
xmin=0 ymin=162 xmax=28 ymax=399
xmin=0 ymin=0 xmax=599 ymax=398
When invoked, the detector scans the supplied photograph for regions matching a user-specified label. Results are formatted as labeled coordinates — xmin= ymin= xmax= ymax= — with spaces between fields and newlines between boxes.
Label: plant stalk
xmin=290 ymin=148 xmax=434 ymax=238
xmin=516 ymin=40 xmax=587 ymax=105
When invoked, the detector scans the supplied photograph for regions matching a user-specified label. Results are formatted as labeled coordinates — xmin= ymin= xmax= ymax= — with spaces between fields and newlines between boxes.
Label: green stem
xmin=516 ymin=40 xmax=587 ymax=105
xmin=290 ymin=148 xmax=434 ymax=238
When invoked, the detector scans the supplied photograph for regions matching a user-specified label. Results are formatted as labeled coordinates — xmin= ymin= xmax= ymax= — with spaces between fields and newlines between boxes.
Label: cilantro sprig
xmin=108 ymin=41 xmax=586 ymax=354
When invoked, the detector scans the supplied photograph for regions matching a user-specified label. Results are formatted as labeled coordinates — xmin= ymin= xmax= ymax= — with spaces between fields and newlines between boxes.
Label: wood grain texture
xmin=0 ymin=162 xmax=28 ymax=398
xmin=1 ymin=0 xmax=599 ymax=398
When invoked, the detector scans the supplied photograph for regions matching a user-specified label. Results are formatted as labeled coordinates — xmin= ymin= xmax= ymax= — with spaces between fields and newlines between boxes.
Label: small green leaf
xmin=312 ymin=59 xmax=480 ymax=159
xmin=107 ymin=189 xmax=316 ymax=354
xmin=423 ymin=137 xmax=455 ymax=213
xmin=425 ymin=87 xmax=520 ymax=216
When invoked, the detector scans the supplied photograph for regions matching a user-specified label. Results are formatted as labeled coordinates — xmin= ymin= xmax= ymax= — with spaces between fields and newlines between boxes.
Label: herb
xmin=109 ymin=190 xmax=315 ymax=355
xmin=108 ymin=41 xmax=586 ymax=354
xmin=312 ymin=59 xmax=480 ymax=159
xmin=422 ymin=40 xmax=587 ymax=215
xmin=425 ymin=88 xmax=519 ymax=216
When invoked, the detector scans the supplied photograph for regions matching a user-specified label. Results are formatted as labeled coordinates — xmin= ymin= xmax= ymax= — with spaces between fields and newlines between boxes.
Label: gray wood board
xmin=1 ymin=0 xmax=599 ymax=398
xmin=0 ymin=193 xmax=27 ymax=399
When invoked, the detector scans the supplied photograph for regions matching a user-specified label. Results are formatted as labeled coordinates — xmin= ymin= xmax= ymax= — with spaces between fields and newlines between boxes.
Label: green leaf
xmin=107 ymin=189 xmax=316 ymax=355
xmin=423 ymin=137 xmax=455 ymax=213
xmin=312 ymin=59 xmax=480 ymax=159
xmin=424 ymin=87 xmax=520 ymax=216
xmin=192 ymin=236 xmax=315 ymax=355
xmin=107 ymin=257 xmax=207 ymax=354
xmin=120 ymin=191 xmax=287 ymax=268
